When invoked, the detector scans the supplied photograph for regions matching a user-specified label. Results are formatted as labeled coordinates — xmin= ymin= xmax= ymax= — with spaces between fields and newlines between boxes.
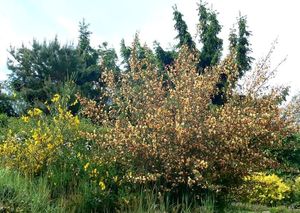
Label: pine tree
xmin=197 ymin=1 xmax=223 ymax=73
xmin=173 ymin=5 xmax=195 ymax=50
xmin=7 ymin=38 xmax=80 ymax=105
xmin=229 ymin=14 xmax=253 ymax=78
xmin=0 ymin=82 xmax=15 ymax=116
xmin=76 ymin=19 xmax=101 ymax=99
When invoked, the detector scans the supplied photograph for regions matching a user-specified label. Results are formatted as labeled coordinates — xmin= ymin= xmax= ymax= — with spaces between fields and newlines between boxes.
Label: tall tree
xmin=76 ymin=19 xmax=101 ymax=99
xmin=7 ymin=38 xmax=80 ymax=105
xmin=229 ymin=14 xmax=253 ymax=78
xmin=173 ymin=5 xmax=195 ymax=50
xmin=197 ymin=1 xmax=223 ymax=73
xmin=7 ymin=20 xmax=104 ymax=107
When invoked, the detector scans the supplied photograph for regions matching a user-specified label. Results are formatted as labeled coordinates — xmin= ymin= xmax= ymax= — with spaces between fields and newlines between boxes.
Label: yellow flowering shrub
xmin=0 ymin=94 xmax=81 ymax=175
xmin=241 ymin=172 xmax=291 ymax=205
xmin=80 ymin=43 xmax=297 ymax=196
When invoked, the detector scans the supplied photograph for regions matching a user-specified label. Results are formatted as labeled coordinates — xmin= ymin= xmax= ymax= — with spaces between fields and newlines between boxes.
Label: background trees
xmin=7 ymin=38 xmax=79 ymax=106
xmin=5 ymin=1 xmax=254 ymax=114
xmin=6 ymin=20 xmax=102 ymax=110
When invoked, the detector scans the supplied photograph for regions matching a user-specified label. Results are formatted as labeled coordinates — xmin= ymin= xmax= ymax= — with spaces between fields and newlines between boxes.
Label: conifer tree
xmin=173 ymin=5 xmax=195 ymax=50
xmin=76 ymin=19 xmax=101 ymax=99
xmin=229 ymin=14 xmax=253 ymax=78
xmin=197 ymin=1 xmax=223 ymax=73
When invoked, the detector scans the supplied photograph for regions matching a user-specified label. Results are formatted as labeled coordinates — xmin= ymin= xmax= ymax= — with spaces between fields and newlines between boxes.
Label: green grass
xmin=0 ymin=168 xmax=63 ymax=212
xmin=226 ymin=203 xmax=300 ymax=213
xmin=1 ymin=167 xmax=300 ymax=212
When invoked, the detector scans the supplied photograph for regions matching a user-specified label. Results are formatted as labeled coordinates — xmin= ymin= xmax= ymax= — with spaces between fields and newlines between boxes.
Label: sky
xmin=0 ymin=0 xmax=299 ymax=96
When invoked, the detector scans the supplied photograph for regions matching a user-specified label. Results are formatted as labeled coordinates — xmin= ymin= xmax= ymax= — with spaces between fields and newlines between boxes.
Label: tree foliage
xmin=0 ymin=82 xmax=15 ymax=116
xmin=197 ymin=1 xmax=223 ymax=72
xmin=229 ymin=14 xmax=253 ymax=78
xmin=173 ymin=5 xmax=195 ymax=50
xmin=7 ymin=38 xmax=80 ymax=105
xmin=80 ymin=44 xmax=296 ymax=200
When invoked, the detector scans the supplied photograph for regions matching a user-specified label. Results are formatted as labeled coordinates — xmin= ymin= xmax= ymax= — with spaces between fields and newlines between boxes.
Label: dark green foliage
xmin=276 ymin=134 xmax=300 ymax=174
xmin=229 ymin=14 xmax=253 ymax=78
xmin=211 ymin=14 xmax=253 ymax=106
xmin=197 ymin=1 xmax=224 ymax=105
xmin=98 ymin=42 xmax=120 ymax=84
xmin=7 ymin=20 xmax=111 ymax=107
xmin=211 ymin=73 xmax=228 ymax=106
xmin=153 ymin=41 xmax=176 ymax=70
xmin=98 ymin=42 xmax=119 ymax=72
xmin=120 ymin=39 xmax=132 ymax=71
xmin=7 ymin=37 xmax=80 ymax=105
xmin=76 ymin=19 xmax=101 ymax=99
xmin=173 ymin=5 xmax=195 ymax=50
xmin=0 ymin=83 xmax=15 ymax=116
xmin=0 ymin=113 xmax=8 ymax=128
xmin=197 ymin=1 xmax=223 ymax=73
xmin=120 ymin=34 xmax=152 ymax=72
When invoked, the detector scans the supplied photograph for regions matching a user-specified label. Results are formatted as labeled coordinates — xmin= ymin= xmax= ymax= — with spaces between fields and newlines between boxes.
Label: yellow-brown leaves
xmin=81 ymin=45 xmax=297 ymax=193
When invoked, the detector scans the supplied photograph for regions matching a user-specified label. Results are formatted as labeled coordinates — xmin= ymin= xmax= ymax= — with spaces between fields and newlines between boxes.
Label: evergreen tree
xmin=153 ymin=41 xmax=175 ymax=71
xmin=120 ymin=39 xmax=131 ymax=71
xmin=120 ymin=34 xmax=150 ymax=72
xmin=7 ymin=20 xmax=104 ymax=107
xmin=229 ymin=14 xmax=253 ymax=78
xmin=98 ymin=42 xmax=120 ymax=83
xmin=197 ymin=1 xmax=223 ymax=73
xmin=76 ymin=19 xmax=101 ymax=99
xmin=7 ymin=38 xmax=80 ymax=105
xmin=173 ymin=5 xmax=195 ymax=50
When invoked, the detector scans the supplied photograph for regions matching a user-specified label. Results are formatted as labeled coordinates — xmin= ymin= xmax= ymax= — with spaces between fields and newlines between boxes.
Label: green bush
xmin=290 ymin=176 xmax=300 ymax=207
xmin=0 ymin=114 xmax=8 ymax=128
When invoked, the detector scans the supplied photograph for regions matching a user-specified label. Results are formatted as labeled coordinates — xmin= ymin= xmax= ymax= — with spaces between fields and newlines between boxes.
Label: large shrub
xmin=81 ymin=44 xmax=297 ymax=200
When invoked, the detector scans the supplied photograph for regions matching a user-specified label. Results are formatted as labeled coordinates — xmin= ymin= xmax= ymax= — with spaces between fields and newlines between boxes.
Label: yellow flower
xmin=99 ymin=181 xmax=106 ymax=190
xmin=21 ymin=116 xmax=29 ymax=123
xmin=84 ymin=162 xmax=90 ymax=171
xmin=74 ymin=116 xmax=80 ymax=125
xmin=113 ymin=176 xmax=118 ymax=183
xmin=28 ymin=108 xmax=43 ymax=117
xmin=70 ymin=99 xmax=78 ymax=106
xmin=51 ymin=94 xmax=60 ymax=103
xmin=90 ymin=168 xmax=98 ymax=177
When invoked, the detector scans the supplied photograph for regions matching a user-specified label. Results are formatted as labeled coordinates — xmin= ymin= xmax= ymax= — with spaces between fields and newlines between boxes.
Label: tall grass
xmin=118 ymin=188 xmax=215 ymax=213
xmin=0 ymin=168 xmax=63 ymax=212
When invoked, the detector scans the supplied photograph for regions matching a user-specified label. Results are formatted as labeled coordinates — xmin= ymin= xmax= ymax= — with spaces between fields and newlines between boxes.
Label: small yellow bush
xmin=242 ymin=172 xmax=291 ymax=205
xmin=0 ymin=94 xmax=80 ymax=175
